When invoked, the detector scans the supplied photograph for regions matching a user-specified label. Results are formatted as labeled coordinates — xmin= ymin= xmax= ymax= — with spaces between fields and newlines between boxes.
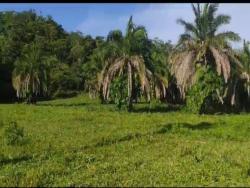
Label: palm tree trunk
xmin=26 ymin=92 xmax=32 ymax=104
xmin=32 ymin=93 xmax=37 ymax=104
xmin=99 ymin=84 xmax=105 ymax=104
xmin=231 ymin=79 xmax=238 ymax=106
xmin=127 ymin=63 xmax=133 ymax=111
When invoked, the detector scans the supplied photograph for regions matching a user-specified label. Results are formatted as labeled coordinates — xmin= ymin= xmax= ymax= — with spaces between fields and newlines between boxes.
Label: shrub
xmin=186 ymin=65 xmax=224 ymax=114
xmin=109 ymin=75 xmax=129 ymax=110
xmin=4 ymin=121 xmax=25 ymax=146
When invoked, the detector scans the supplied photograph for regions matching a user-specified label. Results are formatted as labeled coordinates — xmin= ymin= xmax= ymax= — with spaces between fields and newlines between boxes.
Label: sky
xmin=0 ymin=3 xmax=250 ymax=48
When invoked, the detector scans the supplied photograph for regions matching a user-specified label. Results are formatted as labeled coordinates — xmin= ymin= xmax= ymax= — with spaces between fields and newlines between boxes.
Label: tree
xmin=0 ymin=10 xmax=68 ymax=102
xmin=239 ymin=40 xmax=250 ymax=97
xmin=150 ymin=39 xmax=173 ymax=101
xmin=99 ymin=16 xmax=152 ymax=111
xmin=12 ymin=43 xmax=52 ymax=104
xmin=228 ymin=40 xmax=250 ymax=110
xmin=107 ymin=30 xmax=123 ymax=43
xmin=170 ymin=3 xmax=241 ymax=101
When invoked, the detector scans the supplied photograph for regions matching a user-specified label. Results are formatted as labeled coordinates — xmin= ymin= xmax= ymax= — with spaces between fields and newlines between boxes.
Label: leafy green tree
xmin=107 ymin=30 xmax=123 ymax=43
xmin=150 ymin=39 xmax=173 ymax=101
xmin=0 ymin=10 xmax=68 ymax=102
xmin=186 ymin=65 xmax=224 ymax=114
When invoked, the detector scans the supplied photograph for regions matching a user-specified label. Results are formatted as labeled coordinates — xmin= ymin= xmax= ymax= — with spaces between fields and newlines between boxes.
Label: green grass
xmin=1 ymin=95 xmax=250 ymax=186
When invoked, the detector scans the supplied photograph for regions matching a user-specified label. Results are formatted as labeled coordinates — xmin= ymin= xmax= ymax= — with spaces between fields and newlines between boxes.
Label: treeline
xmin=2 ymin=4 xmax=250 ymax=114
xmin=0 ymin=10 xmax=172 ymax=103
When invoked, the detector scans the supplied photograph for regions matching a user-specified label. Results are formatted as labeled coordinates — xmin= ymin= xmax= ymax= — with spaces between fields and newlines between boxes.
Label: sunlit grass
xmin=1 ymin=94 xmax=250 ymax=186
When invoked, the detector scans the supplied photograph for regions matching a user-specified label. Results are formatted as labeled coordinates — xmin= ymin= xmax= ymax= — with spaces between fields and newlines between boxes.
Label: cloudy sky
xmin=0 ymin=3 xmax=250 ymax=48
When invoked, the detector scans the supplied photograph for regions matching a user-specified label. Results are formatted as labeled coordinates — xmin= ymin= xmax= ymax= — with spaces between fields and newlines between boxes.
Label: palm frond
xmin=170 ymin=51 xmax=196 ymax=98
xmin=215 ymin=31 xmax=240 ymax=42
xmin=210 ymin=46 xmax=230 ymax=83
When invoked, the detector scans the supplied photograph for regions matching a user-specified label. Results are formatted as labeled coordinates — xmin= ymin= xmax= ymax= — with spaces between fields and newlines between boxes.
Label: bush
xmin=4 ymin=121 xmax=25 ymax=146
xmin=109 ymin=75 xmax=129 ymax=110
xmin=186 ymin=66 xmax=224 ymax=114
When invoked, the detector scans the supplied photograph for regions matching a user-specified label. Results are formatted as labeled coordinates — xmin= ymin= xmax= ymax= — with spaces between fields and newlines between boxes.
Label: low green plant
xmin=109 ymin=75 xmax=129 ymax=110
xmin=186 ymin=65 xmax=224 ymax=114
xmin=4 ymin=121 xmax=25 ymax=146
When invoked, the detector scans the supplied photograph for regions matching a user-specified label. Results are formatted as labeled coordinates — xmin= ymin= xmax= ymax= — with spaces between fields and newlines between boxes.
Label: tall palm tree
xmin=239 ymin=40 xmax=250 ymax=97
xmin=229 ymin=40 xmax=250 ymax=106
xmin=12 ymin=43 xmax=52 ymax=103
xmin=150 ymin=39 xmax=172 ymax=101
xmin=98 ymin=16 xmax=152 ymax=110
xmin=170 ymin=3 xmax=241 ymax=99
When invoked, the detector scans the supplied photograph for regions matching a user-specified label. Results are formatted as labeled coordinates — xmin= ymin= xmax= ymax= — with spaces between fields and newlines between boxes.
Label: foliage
xmin=12 ymin=43 xmax=52 ymax=103
xmin=186 ymin=65 xmax=224 ymax=114
xmin=49 ymin=63 xmax=82 ymax=98
xmin=98 ymin=16 xmax=157 ymax=111
xmin=170 ymin=3 xmax=240 ymax=100
xmin=4 ymin=121 xmax=25 ymax=146
xmin=0 ymin=5 xmax=250 ymax=113
xmin=238 ymin=40 xmax=250 ymax=97
xmin=109 ymin=75 xmax=129 ymax=110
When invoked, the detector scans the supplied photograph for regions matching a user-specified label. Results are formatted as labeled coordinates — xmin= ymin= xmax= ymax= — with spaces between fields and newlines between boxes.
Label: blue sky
xmin=0 ymin=3 xmax=250 ymax=48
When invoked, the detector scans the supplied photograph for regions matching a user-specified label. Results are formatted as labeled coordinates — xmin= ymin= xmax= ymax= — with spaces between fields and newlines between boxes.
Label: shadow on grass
xmin=131 ymin=104 xmax=182 ymax=113
xmin=94 ymin=133 xmax=143 ymax=148
xmin=182 ymin=122 xmax=213 ymax=130
xmin=0 ymin=155 xmax=32 ymax=166
xmin=74 ymin=121 xmax=215 ymax=152
xmin=155 ymin=122 xmax=214 ymax=134
xmin=36 ymin=103 xmax=88 ymax=107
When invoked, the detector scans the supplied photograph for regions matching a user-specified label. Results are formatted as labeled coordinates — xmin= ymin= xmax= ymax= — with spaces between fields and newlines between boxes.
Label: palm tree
xmin=239 ymin=40 xmax=250 ymax=97
xmin=150 ymin=39 xmax=173 ymax=101
xmin=98 ymin=16 xmax=152 ymax=111
xmin=82 ymin=34 xmax=123 ymax=100
xmin=170 ymin=3 xmax=241 ymax=99
xmin=229 ymin=40 xmax=250 ymax=107
xmin=12 ymin=43 xmax=53 ymax=104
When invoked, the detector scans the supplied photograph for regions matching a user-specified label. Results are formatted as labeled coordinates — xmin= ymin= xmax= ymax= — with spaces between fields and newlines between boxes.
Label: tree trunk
xmin=31 ymin=94 xmax=37 ymax=104
xmin=127 ymin=97 xmax=133 ymax=112
xmin=26 ymin=92 xmax=32 ymax=104
xmin=26 ymin=93 xmax=37 ymax=104
xmin=231 ymin=79 xmax=238 ymax=106
xmin=127 ymin=63 xmax=133 ymax=112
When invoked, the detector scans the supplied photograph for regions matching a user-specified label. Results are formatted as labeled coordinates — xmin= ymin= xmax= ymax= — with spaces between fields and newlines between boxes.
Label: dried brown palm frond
xmin=99 ymin=55 xmax=152 ymax=102
xmin=12 ymin=74 xmax=23 ymax=98
xmin=210 ymin=46 xmax=231 ymax=83
xmin=12 ymin=70 xmax=38 ymax=99
xmin=101 ymin=58 xmax=125 ymax=100
xmin=170 ymin=50 xmax=196 ymax=98
xmin=130 ymin=56 xmax=152 ymax=101
xmin=153 ymin=74 xmax=169 ymax=100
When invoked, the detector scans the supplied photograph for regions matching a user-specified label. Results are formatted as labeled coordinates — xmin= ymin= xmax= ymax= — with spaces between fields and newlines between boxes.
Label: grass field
xmin=1 ymin=95 xmax=250 ymax=186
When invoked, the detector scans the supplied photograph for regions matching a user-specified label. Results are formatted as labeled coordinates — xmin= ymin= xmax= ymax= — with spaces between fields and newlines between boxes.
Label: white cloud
xmin=76 ymin=3 xmax=250 ymax=48
xmin=132 ymin=3 xmax=193 ymax=43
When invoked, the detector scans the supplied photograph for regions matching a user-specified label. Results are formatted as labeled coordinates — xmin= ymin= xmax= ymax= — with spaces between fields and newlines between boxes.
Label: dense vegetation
xmin=2 ymin=3 xmax=250 ymax=186
xmin=2 ymin=4 xmax=249 ymax=114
